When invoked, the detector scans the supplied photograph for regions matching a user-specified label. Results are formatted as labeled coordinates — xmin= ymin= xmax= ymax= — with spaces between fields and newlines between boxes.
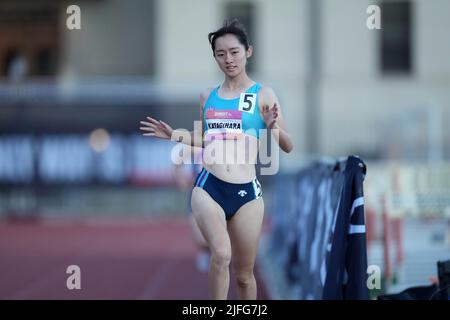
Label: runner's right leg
xmin=191 ymin=186 xmax=231 ymax=299
xmin=189 ymin=214 xmax=210 ymax=272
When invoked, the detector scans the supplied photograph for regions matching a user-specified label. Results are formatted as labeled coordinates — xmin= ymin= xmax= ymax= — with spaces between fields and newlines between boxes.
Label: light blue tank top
xmin=203 ymin=83 xmax=266 ymax=139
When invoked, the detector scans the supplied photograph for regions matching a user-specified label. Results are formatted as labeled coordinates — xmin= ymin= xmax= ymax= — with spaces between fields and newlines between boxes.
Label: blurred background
xmin=0 ymin=0 xmax=449 ymax=299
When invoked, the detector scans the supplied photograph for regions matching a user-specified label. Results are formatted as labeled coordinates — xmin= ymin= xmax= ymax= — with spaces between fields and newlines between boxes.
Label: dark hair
xmin=208 ymin=19 xmax=250 ymax=54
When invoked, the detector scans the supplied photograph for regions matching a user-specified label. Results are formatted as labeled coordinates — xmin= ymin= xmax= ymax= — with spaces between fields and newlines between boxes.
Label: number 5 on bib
xmin=238 ymin=93 xmax=257 ymax=114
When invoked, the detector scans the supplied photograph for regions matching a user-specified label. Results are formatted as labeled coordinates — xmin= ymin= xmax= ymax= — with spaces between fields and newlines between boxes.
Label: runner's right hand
xmin=140 ymin=117 xmax=173 ymax=140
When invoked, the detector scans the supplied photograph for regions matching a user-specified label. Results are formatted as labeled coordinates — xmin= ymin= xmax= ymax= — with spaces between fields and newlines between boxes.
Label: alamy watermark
xmin=367 ymin=5 xmax=381 ymax=30
xmin=66 ymin=265 xmax=81 ymax=290
xmin=66 ymin=5 xmax=81 ymax=30
xmin=367 ymin=264 xmax=381 ymax=290
xmin=170 ymin=121 xmax=280 ymax=176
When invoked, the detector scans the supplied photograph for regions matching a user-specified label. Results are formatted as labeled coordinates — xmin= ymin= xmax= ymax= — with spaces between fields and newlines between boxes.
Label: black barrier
xmin=268 ymin=155 xmax=369 ymax=299
xmin=377 ymin=284 xmax=439 ymax=300
xmin=437 ymin=260 xmax=450 ymax=300
xmin=378 ymin=260 xmax=450 ymax=300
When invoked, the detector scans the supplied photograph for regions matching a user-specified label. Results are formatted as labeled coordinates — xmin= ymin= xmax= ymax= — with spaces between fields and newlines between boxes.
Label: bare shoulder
xmin=259 ymin=85 xmax=277 ymax=98
xmin=200 ymin=87 xmax=214 ymax=106
xmin=258 ymin=85 xmax=279 ymax=108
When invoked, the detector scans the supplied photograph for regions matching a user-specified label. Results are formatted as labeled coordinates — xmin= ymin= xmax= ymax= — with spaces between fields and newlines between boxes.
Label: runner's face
xmin=213 ymin=34 xmax=251 ymax=77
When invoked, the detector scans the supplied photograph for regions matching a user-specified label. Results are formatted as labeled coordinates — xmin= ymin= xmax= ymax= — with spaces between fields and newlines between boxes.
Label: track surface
xmin=0 ymin=217 xmax=269 ymax=300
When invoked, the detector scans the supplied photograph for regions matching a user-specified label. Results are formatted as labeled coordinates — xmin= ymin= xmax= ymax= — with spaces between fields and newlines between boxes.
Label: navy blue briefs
xmin=193 ymin=168 xmax=262 ymax=220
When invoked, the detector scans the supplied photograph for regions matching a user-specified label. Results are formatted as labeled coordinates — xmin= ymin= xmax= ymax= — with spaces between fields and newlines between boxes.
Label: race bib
xmin=205 ymin=109 xmax=242 ymax=139
xmin=238 ymin=93 xmax=257 ymax=114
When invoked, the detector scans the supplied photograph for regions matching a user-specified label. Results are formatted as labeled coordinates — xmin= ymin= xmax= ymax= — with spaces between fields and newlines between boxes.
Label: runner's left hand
xmin=262 ymin=103 xmax=279 ymax=129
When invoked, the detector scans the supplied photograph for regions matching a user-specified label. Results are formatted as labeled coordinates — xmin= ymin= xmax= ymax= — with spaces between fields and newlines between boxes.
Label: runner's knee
xmin=211 ymin=246 xmax=231 ymax=268
xmin=235 ymin=270 xmax=254 ymax=288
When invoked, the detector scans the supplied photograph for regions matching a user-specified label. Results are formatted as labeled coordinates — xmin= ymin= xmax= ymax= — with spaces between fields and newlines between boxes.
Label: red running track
xmin=0 ymin=217 xmax=270 ymax=300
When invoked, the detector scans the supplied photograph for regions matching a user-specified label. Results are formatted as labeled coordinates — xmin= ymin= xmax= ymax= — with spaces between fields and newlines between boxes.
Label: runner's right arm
xmin=140 ymin=88 xmax=212 ymax=148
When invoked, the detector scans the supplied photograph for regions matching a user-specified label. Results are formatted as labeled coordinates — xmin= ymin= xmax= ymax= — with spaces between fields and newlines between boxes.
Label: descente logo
xmin=238 ymin=190 xmax=247 ymax=197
